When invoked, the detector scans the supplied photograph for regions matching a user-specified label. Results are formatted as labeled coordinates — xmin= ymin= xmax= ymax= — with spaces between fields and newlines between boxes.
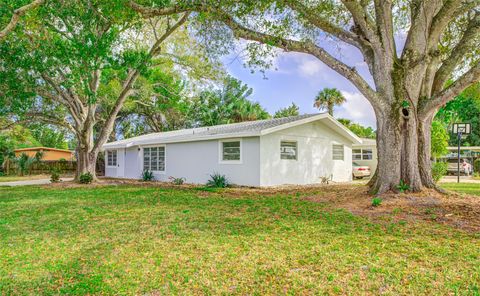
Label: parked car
xmin=446 ymin=158 xmax=473 ymax=175
xmin=352 ymin=162 xmax=371 ymax=179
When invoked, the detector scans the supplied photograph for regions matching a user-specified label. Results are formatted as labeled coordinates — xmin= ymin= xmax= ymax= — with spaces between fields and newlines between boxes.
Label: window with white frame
xmin=221 ymin=140 xmax=241 ymax=161
xmin=352 ymin=149 xmax=362 ymax=160
xmin=107 ymin=150 xmax=117 ymax=167
xmin=280 ymin=141 xmax=297 ymax=160
xmin=332 ymin=144 xmax=344 ymax=160
xmin=143 ymin=146 xmax=165 ymax=171
xmin=362 ymin=149 xmax=373 ymax=160
xmin=353 ymin=148 xmax=373 ymax=160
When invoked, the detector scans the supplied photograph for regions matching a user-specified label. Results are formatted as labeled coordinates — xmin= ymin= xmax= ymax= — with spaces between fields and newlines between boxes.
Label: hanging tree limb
xmin=93 ymin=12 xmax=190 ymax=153
xmin=0 ymin=0 xmax=44 ymax=41
xmin=421 ymin=61 xmax=480 ymax=116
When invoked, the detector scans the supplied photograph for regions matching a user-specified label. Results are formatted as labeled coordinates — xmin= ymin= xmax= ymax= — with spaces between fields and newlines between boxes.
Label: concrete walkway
xmin=439 ymin=175 xmax=480 ymax=183
xmin=0 ymin=178 xmax=74 ymax=187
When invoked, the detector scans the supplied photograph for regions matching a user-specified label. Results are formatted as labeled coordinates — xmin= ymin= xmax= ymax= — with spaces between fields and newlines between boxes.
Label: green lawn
xmin=442 ymin=183 xmax=480 ymax=196
xmin=0 ymin=186 xmax=479 ymax=295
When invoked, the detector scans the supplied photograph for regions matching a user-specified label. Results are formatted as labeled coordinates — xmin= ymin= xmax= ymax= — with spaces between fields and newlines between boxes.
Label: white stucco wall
xmin=259 ymin=121 xmax=353 ymax=186
xmin=105 ymin=137 xmax=261 ymax=186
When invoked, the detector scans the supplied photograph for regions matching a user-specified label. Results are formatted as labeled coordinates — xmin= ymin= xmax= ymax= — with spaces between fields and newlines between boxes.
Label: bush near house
xmin=432 ymin=162 xmax=448 ymax=183
xmin=206 ymin=173 xmax=230 ymax=188
xmin=474 ymin=159 xmax=480 ymax=173
xmin=79 ymin=172 xmax=93 ymax=184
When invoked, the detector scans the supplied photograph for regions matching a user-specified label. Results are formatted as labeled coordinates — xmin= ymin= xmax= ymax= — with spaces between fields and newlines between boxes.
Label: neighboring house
xmin=14 ymin=147 xmax=75 ymax=161
xmin=102 ymin=114 xmax=361 ymax=186
xmin=352 ymin=138 xmax=378 ymax=174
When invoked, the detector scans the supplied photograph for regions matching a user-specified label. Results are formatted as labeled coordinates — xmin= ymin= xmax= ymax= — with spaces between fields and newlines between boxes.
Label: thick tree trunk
xmin=369 ymin=104 xmax=429 ymax=194
xmin=75 ymin=128 xmax=98 ymax=181
xmin=418 ymin=113 xmax=437 ymax=189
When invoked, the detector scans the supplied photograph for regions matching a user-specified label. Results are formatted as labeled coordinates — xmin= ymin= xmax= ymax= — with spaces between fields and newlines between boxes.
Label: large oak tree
xmin=0 ymin=0 xmax=191 ymax=180
xmin=131 ymin=0 xmax=480 ymax=193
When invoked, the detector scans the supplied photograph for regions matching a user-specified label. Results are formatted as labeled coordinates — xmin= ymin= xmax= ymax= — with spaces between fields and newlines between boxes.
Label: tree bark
xmin=75 ymin=127 xmax=98 ymax=181
xmin=369 ymin=102 xmax=429 ymax=194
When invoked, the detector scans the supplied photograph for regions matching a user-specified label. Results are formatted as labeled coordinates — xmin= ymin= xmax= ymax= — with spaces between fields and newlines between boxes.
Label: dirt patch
xmin=43 ymin=179 xmax=480 ymax=232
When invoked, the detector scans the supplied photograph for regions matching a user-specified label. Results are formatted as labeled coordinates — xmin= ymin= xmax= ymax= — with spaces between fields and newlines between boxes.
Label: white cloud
xmin=335 ymin=91 xmax=377 ymax=128
xmin=298 ymin=59 xmax=323 ymax=76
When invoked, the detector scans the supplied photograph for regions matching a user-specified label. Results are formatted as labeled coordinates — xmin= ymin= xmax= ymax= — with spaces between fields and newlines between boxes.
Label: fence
xmin=3 ymin=159 xmax=76 ymax=175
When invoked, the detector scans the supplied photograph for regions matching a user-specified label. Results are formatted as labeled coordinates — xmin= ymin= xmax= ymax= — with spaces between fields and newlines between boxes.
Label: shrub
xmin=141 ymin=170 xmax=154 ymax=181
xmin=371 ymin=197 xmax=382 ymax=207
xmin=396 ymin=180 xmax=410 ymax=193
xmin=79 ymin=172 xmax=93 ymax=184
xmin=15 ymin=153 xmax=34 ymax=176
xmin=431 ymin=161 xmax=448 ymax=183
xmin=50 ymin=169 xmax=61 ymax=183
xmin=206 ymin=173 xmax=229 ymax=188
xmin=34 ymin=151 xmax=44 ymax=163
xmin=169 ymin=176 xmax=185 ymax=185
xmin=474 ymin=159 xmax=480 ymax=174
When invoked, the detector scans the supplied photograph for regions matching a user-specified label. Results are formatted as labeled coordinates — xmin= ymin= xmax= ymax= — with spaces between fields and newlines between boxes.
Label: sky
xmin=222 ymin=42 xmax=378 ymax=128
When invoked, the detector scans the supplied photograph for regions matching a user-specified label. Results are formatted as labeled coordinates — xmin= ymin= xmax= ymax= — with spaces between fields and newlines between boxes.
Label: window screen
xmin=352 ymin=149 xmax=362 ymax=160
xmin=362 ymin=149 xmax=373 ymax=160
xmin=222 ymin=141 xmax=241 ymax=161
xmin=144 ymin=147 xmax=165 ymax=171
xmin=280 ymin=141 xmax=297 ymax=160
xmin=332 ymin=144 xmax=344 ymax=160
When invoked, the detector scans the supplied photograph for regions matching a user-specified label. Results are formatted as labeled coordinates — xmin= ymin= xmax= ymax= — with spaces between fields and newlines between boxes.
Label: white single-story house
xmin=352 ymin=138 xmax=378 ymax=174
xmin=102 ymin=113 xmax=362 ymax=186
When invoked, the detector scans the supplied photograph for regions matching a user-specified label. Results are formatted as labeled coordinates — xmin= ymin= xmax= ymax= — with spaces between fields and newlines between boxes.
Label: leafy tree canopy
xmin=435 ymin=83 xmax=480 ymax=146
xmin=273 ymin=103 xmax=300 ymax=118
xmin=337 ymin=118 xmax=376 ymax=139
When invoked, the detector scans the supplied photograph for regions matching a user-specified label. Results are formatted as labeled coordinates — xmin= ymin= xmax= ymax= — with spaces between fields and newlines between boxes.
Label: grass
xmin=0 ymin=174 xmax=50 ymax=182
xmin=0 ymin=185 xmax=479 ymax=295
xmin=442 ymin=182 xmax=480 ymax=196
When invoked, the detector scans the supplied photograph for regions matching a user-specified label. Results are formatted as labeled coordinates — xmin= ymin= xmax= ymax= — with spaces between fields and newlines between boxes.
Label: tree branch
xmin=421 ymin=61 xmax=480 ymax=115
xmin=431 ymin=12 xmax=480 ymax=94
xmin=216 ymin=10 xmax=378 ymax=105
xmin=283 ymin=0 xmax=370 ymax=50
xmin=93 ymin=13 xmax=190 ymax=153
xmin=127 ymin=0 xmax=193 ymax=17
xmin=0 ymin=0 xmax=44 ymax=41
xmin=428 ymin=0 xmax=478 ymax=50
xmin=341 ymin=0 xmax=379 ymax=45
xmin=1 ymin=113 xmax=76 ymax=133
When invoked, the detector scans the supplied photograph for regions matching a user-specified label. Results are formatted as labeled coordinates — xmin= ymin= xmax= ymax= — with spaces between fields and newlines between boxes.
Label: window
xmin=280 ymin=141 xmax=297 ymax=160
xmin=143 ymin=146 xmax=165 ymax=172
xmin=332 ymin=144 xmax=344 ymax=160
xmin=353 ymin=149 xmax=362 ymax=160
xmin=353 ymin=148 xmax=373 ymax=160
xmin=362 ymin=149 xmax=373 ymax=160
xmin=221 ymin=140 xmax=241 ymax=162
xmin=107 ymin=150 xmax=117 ymax=167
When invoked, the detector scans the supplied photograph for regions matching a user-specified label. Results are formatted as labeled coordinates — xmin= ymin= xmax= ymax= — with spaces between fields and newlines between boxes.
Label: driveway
xmin=0 ymin=178 xmax=74 ymax=187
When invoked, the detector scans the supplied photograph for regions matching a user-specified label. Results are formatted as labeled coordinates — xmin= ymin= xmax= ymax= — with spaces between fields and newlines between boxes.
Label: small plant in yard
xmin=50 ymin=168 xmax=61 ymax=183
xmin=169 ymin=176 xmax=185 ymax=185
xmin=141 ymin=170 xmax=154 ymax=181
xmin=79 ymin=172 xmax=93 ymax=184
xmin=371 ymin=197 xmax=382 ymax=207
xmin=474 ymin=159 xmax=480 ymax=174
xmin=396 ymin=180 xmax=410 ymax=193
xmin=15 ymin=153 xmax=34 ymax=176
xmin=206 ymin=173 xmax=229 ymax=188
xmin=432 ymin=162 xmax=448 ymax=183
